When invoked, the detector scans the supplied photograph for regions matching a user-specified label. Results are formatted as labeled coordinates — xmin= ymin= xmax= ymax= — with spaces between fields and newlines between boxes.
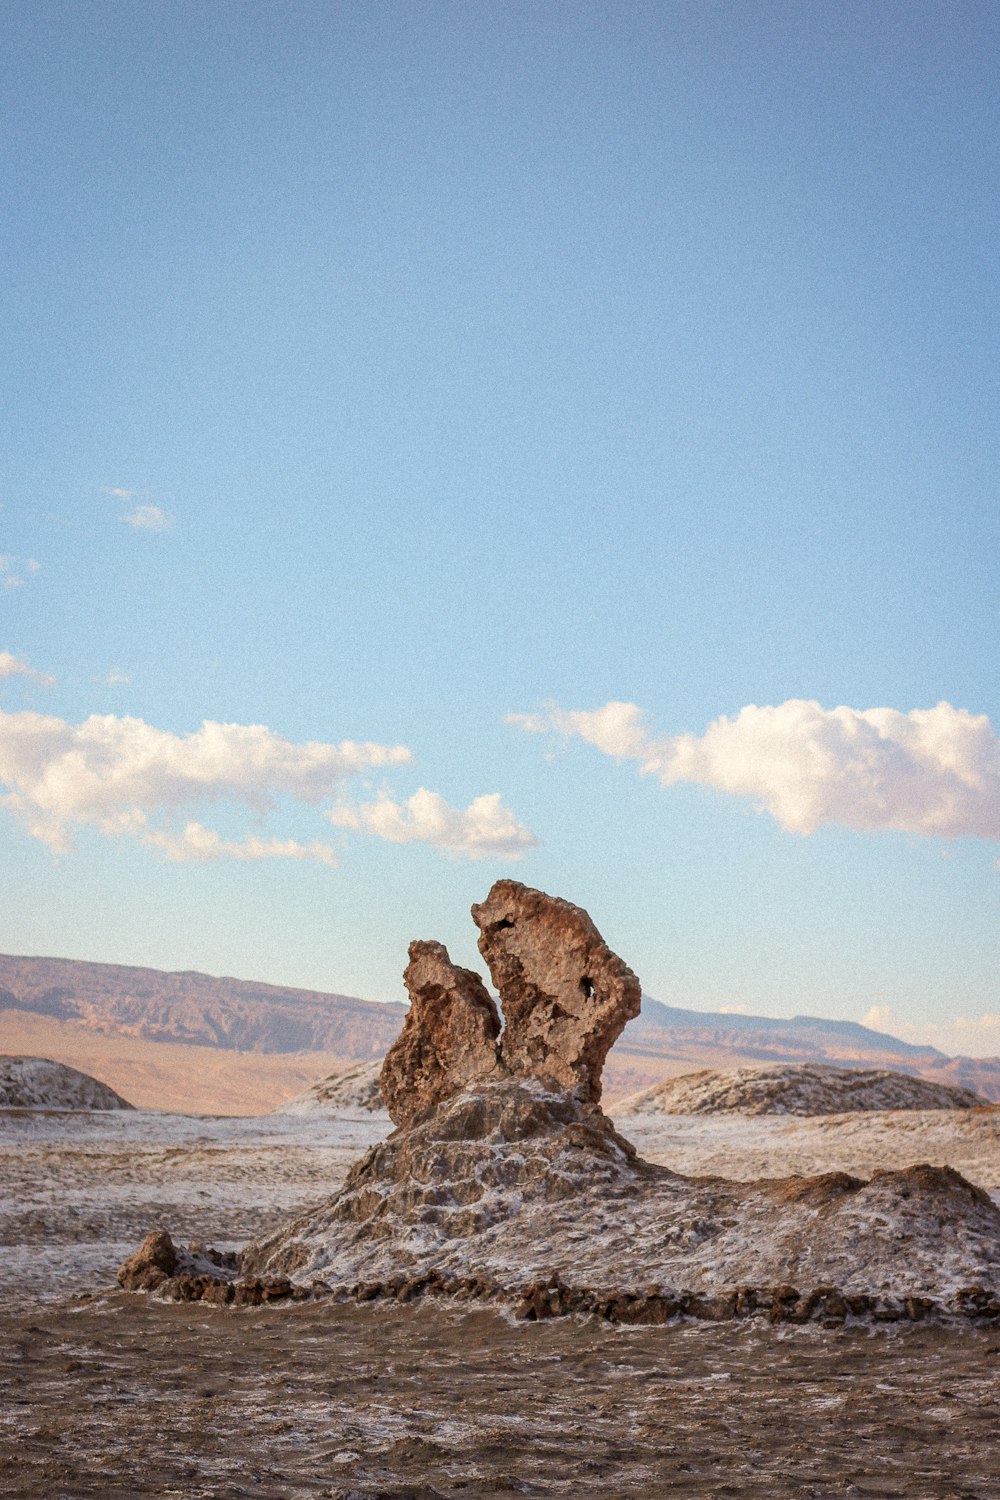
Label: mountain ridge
xmin=2 ymin=951 xmax=998 ymax=1104
xmin=0 ymin=953 xmax=404 ymax=1057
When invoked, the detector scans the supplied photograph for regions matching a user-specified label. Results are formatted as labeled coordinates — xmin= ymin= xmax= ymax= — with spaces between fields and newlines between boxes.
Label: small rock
xmin=116 ymin=1230 xmax=177 ymax=1290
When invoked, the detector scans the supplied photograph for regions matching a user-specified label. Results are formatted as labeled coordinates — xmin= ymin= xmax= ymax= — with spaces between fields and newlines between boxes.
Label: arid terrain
xmin=9 ymin=1297 xmax=1000 ymax=1500
xmin=4 ymin=1095 xmax=1000 ymax=1497
xmin=5 ymin=949 xmax=1000 ymax=1112
xmin=5 ymin=892 xmax=1000 ymax=1500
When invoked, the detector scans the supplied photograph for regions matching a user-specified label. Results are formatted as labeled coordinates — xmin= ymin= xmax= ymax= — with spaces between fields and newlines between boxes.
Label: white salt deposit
xmin=0 ymin=1055 xmax=134 ymax=1111
xmin=614 ymin=1063 xmax=987 ymax=1118
xmin=275 ymin=1059 xmax=385 ymax=1116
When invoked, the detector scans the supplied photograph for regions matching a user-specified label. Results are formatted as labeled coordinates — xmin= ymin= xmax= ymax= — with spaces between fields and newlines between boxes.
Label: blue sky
xmin=2 ymin=0 xmax=997 ymax=1052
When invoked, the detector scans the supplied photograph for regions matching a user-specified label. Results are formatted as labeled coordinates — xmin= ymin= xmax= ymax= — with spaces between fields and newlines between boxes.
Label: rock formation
xmin=472 ymin=880 xmax=641 ymax=1101
xmin=116 ymin=882 xmax=1000 ymax=1326
xmin=378 ymin=882 xmax=640 ymax=1123
xmin=380 ymin=940 xmax=501 ymax=1128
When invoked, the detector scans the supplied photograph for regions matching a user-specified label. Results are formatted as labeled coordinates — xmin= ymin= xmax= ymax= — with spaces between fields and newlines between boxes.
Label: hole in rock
xmin=580 ymin=977 xmax=594 ymax=999
xmin=490 ymin=918 xmax=515 ymax=932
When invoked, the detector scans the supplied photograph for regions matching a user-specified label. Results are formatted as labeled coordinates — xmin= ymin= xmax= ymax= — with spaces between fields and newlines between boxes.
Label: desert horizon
xmin=4 ymin=1 xmax=997 ymax=1492
xmin=5 ymin=942 xmax=1000 ymax=1116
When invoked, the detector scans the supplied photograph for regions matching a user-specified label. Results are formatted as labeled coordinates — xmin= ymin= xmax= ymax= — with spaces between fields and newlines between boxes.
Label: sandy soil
xmin=5 ymin=1298 xmax=1000 ymax=1499
xmin=5 ymin=1104 xmax=1000 ymax=1497
xmin=0 ymin=1010 xmax=356 ymax=1113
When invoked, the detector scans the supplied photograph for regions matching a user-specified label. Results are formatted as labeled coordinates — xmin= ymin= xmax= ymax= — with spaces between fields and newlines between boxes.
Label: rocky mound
xmin=0 ymin=1055 xmax=134 ymax=1110
xmin=275 ymin=1060 xmax=386 ymax=1115
xmin=613 ymin=1063 xmax=988 ymax=1118
xmin=118 ymin=883 xmax=1000 ymax=1325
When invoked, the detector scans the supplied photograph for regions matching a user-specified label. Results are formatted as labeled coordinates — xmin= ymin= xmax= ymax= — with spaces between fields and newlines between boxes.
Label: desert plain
xmin=4 ymin=1090 xmax=1000 ymax=1498
xmin=4 ymin=887 xmax=1000 ymax=1499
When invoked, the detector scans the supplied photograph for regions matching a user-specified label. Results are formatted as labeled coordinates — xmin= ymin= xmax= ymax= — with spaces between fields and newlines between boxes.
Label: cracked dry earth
xmin=6 ymin=1105 xmax=1000 ymax=1497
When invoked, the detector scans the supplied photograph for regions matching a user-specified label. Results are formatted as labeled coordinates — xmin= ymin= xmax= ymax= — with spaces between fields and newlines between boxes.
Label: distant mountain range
xmin=0 ymin=954 xmax=404 ymax=1057
xmin=618 ymin=997 xmax=1000 ymax=1101
xmin=2 ymin=952 xmax=998 ymax=1103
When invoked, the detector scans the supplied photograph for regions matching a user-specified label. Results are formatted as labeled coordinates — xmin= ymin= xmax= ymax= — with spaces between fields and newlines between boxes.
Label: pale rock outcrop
xmin=0 ymin=1055 xmax=134 ymax=1111
xmin=471 ymin=880 xmax=641 ymax=1102
xmin=614 ymin=1063 xmax=989 ymax=1119
xmin=379 ymin=940 xmax=501 ymax=1128
xmin=276 ymin=1060 xmax=387 ymax=1116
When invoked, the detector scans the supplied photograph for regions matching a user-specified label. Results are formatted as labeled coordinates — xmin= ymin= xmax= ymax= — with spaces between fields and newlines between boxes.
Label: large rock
xmin=379 ymin=940 xmax=501 ymax=1128
xmin=471 ymin=880 xmax=641 ymax=1102
xmin=241 ymin=1077 xmax=1000 ymax=1314
xmin=242 ymin=1077 xmax=644 ymax=1286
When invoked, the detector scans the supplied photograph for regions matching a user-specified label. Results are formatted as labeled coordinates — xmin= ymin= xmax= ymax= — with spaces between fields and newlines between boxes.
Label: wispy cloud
xmin=0 ymin=710 xmax=411 ymax=858
xmin=144 ymin=822 xmax=338 ymax=865
xmin=102 ymin=487 xmax=138 ymax=499
xmin=105 ymin=668 xmax=130 ymax=686
xmin=328 ymin=787 xmax=538 ymax=860
xmin=123 ymin=503 xmax=173 ymax=532
xmin=0 ymin=556 xmax=40 ymax=590
xmin=511 ymin=699 xmax=1000 ymax=841
xmin=0 ymin=651 xmax=54 ymax=687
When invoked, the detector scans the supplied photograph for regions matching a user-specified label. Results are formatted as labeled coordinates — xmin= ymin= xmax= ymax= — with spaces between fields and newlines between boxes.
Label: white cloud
xmin=105 ymin=668 xmax=130 ymax=686
xmin=0 ymin=708 xmax=534 ymax=868
xmin=512 ymin=699 xmax=1000 ymax=841
xmin=103 ymin=488 xmax=138 ymax=499
xmin=144 ymin=822 xmax=337 ymax=865
xmin=0 ymin=709 xmax=411 ymax=857
xmin=329 ymin=786 xmax=538 ymax=861
xmin=0 ymin=651 xmax=54 ymax=687
xmin=862 ymin=1006 xmax=1000 ymax=1059
xmin=124 ymin=504 xmax=173 ymax=532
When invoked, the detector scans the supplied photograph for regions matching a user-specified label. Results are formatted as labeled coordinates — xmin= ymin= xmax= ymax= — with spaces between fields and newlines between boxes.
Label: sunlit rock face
xmin=379 ymin=940 xmax=502 ymax=1129
xmin=472 ymin=880 xmax=642 ymax=1103
xmin=378 ymin=882 xmax=641 ymax=1122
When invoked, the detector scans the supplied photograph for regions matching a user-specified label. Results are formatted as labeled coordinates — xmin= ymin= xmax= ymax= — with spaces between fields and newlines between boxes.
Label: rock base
xmin=117 ymin=1233 xmax=1000 ymax=1328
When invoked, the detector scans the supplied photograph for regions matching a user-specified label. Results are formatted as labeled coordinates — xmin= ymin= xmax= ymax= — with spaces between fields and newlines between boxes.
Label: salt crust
xmin=242 ymin=1076 xmax=1000 ymax=1304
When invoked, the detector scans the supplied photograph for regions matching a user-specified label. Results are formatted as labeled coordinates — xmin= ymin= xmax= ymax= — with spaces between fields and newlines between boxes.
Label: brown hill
xmin=3 ymin=951 xmax=999 ymax=1111
xmin=0 ymin=954 xmax=404 ymax=1056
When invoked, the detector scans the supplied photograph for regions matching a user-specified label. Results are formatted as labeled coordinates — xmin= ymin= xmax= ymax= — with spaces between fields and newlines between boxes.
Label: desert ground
xmin=4 ymin=1098 xmax=1000 ymax=1497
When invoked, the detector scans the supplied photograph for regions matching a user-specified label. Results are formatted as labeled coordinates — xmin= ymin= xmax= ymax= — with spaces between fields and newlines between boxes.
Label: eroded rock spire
xmin=380 ymin=939 xmax=501 ymax=1127
xmin=472 ymin=880 xmax=641 ymax=1102
xmin=380 ymin=882 xmax=641 ymax=1124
